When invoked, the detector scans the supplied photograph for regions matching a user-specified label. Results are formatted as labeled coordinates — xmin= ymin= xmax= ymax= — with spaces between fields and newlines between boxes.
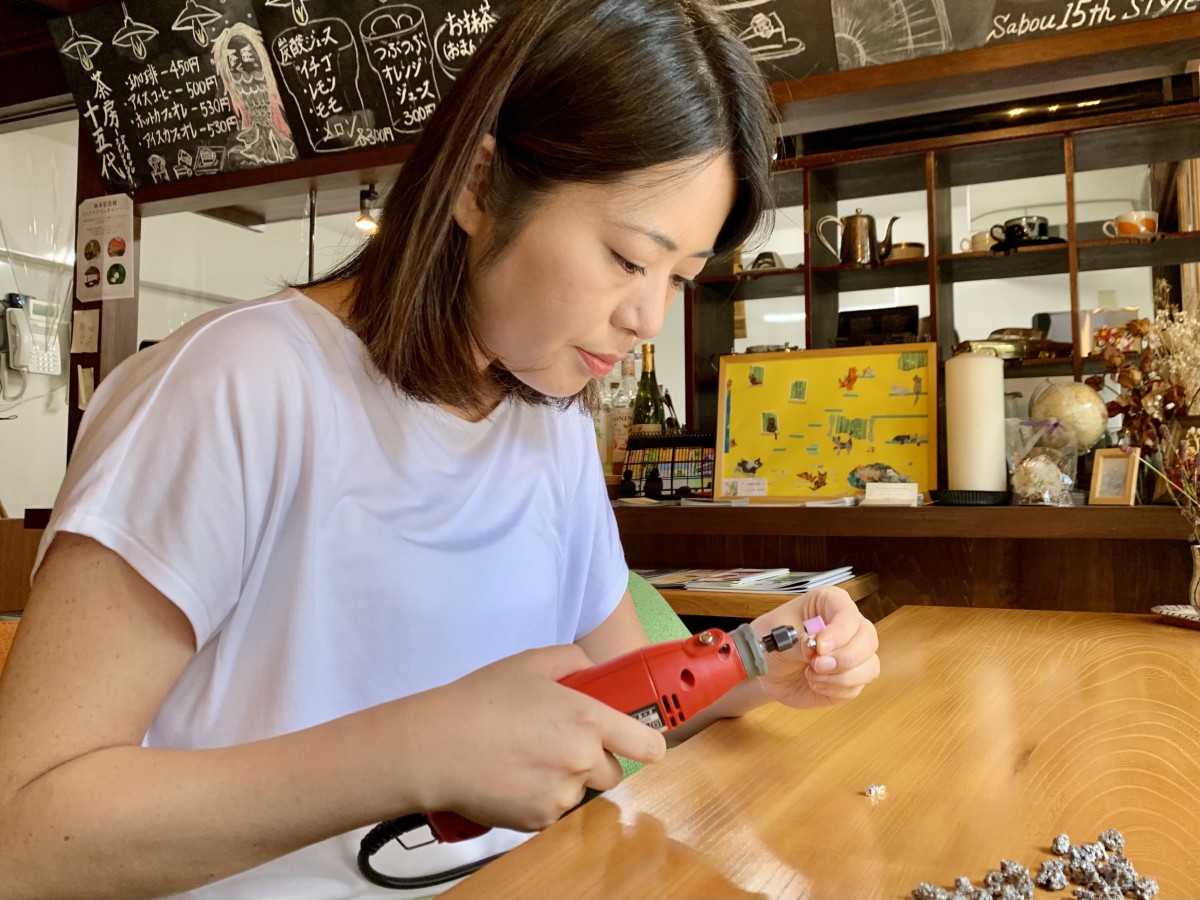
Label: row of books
xmin=634 ymin=566 xmax=854 ymax=594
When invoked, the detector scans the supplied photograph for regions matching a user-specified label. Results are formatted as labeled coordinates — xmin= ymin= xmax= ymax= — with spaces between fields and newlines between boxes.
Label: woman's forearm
xmin=0 ymin=697 xmax=430 ymax=900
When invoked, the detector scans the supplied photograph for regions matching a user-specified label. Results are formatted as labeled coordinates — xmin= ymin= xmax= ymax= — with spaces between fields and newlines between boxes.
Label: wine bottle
xmin=609 ymin=353 xmax=637 ymax=474
xmin=631 ymin=342 xmax=664 ymax=436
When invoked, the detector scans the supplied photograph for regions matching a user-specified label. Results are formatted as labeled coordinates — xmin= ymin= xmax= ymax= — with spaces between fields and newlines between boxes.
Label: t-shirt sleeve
xmin=34 ymin=309 xmax=310 ymax=648
xmin=561 ymin=410 xmax=628 ymax=640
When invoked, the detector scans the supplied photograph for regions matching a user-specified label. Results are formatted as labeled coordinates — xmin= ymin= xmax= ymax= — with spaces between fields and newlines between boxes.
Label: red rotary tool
xmin=358 ymin=621 xmax=800 ymax=889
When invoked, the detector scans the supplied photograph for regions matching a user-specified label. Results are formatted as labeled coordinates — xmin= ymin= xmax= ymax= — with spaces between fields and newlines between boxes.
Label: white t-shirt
xmin=34 ymin=289 xmax=629 ymax=899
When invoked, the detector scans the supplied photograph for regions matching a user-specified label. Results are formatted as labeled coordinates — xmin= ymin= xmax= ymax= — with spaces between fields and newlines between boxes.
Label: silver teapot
xmin=817 ymin=208 xmax=899 ymax=266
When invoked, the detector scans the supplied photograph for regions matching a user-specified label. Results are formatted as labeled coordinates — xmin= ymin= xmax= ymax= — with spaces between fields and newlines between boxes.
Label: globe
xmin=1028 ymin=381 xmax=1109 ymax=452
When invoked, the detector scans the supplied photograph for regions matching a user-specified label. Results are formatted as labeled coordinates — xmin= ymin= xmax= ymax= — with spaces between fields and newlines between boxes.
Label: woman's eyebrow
xmin=617 ymin=222 xmax=714 ymax=258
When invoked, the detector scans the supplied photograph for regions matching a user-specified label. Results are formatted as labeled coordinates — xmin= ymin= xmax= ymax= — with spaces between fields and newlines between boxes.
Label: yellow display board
xmin=716 ymin=344 xmax=938 ymax=500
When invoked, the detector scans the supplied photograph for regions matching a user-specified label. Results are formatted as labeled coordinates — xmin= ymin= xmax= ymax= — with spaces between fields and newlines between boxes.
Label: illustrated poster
xmin=76 ymin=194 xmax=135 ymax=302
xmin=716 ymin=344 xmax=938 ymax=500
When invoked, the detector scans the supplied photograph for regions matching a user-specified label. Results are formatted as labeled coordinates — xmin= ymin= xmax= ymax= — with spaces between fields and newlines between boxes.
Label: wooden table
xmin=444 ymin=606 xmax=1200 ymax=899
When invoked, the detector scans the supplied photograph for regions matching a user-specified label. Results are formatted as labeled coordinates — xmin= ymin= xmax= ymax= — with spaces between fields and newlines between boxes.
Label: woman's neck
xmin=303 ymin=279 xmax=354 ymax=322
xmin=301 ymin=278 xmax=501 ymax=423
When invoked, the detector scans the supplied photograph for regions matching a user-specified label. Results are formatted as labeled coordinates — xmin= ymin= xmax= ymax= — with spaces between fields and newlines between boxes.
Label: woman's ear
xmin=453 ymin=133 xmax=497 ymax=237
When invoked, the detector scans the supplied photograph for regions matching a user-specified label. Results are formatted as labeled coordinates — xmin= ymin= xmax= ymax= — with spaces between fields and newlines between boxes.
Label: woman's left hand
xmin=752 ymin=586 xmax=880 ymax=710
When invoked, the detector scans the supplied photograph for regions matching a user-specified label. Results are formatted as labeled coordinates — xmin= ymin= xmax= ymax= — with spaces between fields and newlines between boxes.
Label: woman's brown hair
xmin=306 ymin=0 xmax=776 ymax=417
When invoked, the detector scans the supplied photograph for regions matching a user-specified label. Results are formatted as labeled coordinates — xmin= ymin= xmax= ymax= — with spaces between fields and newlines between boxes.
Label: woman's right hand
xmin=406 ymin=644 xmax=666 ymax=832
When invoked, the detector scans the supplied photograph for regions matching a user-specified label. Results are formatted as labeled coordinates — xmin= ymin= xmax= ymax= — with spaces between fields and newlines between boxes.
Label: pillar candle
xmin=945 ymin=352 xmax=1007 ymax=491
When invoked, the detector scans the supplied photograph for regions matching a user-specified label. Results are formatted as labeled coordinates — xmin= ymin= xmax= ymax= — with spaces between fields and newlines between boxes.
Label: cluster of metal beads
xmin=909 ymin=860 xmax=1034 ymax=900
xmin=1097 ymin=830 xmax=1125 ymax=854
xmin=1049 ymin=831 xmax=1157 ymax=900
xmin=909 ymin=882 xmax=991 ymax=900
xmin=907 ymin=829 xmax=1159 ymax=900
xmin=1035 ymin=860 xmax=1068 ymax=892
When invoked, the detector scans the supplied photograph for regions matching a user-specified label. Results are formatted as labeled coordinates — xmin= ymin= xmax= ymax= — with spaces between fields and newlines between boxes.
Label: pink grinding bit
xmin=803 ymin=615 xmax=826 ymax=649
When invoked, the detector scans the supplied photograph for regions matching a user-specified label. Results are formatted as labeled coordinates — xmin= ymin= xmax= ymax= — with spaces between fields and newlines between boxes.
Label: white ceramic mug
xmin=1103 ymin=210 xmax=1158 ymax=237
xmin=959 ymin=231 xmax=991 ymax=252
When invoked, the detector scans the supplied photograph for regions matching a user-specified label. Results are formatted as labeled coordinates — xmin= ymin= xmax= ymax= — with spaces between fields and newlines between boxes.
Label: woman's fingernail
xmin=812 ymin=655 xmax=837 ymax=674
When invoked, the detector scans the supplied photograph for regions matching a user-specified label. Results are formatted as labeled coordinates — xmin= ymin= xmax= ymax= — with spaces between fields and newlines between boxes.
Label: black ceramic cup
xmin=990 ymin=215 xmax=1049 ymax=244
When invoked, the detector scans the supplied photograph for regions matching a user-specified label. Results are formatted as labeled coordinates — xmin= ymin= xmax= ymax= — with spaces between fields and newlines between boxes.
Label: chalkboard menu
xmin=718 ymin=0 xmax=838 ymax=81
xmin=50 ymin=0 xmax=300 ymax=191
xmin=825 ymin=0 xmax=1200 ymax=65
xmin=50 ymin=0 xmax=1200 ymax=192
xmin=252 ymin=0 xmax=498 ymax=155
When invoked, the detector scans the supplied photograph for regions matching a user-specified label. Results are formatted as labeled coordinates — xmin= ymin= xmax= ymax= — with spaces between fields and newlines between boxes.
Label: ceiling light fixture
xmin=355 ymin=184 xmax=379 ymax=233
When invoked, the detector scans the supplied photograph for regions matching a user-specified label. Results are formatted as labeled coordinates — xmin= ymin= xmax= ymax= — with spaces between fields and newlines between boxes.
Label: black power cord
xmin=357 ymin=788 xmax=606 ymax=889
xmin=356 ymin=814 xmax=506 ymax=890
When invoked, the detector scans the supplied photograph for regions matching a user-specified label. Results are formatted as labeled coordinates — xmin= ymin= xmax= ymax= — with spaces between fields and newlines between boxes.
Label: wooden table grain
xmin=443 ymin=606 xmax=1200 ymax=899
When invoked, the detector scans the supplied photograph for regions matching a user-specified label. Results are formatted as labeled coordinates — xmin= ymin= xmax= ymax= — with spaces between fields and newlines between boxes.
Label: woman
xmin=0 ymin=1 xmax=880 ymax=897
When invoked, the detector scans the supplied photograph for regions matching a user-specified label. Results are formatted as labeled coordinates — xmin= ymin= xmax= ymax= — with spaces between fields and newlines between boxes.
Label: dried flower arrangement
xmin=1087 ymin=279 xmax=1198 ymax=453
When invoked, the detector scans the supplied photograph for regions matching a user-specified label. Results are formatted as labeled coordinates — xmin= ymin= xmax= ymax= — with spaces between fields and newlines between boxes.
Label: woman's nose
xmin=615 ymin=283 xmax=678 ymax=341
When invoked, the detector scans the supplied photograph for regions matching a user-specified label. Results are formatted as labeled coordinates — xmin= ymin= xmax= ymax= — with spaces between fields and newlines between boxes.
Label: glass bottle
xmin=631 ymin=342 xmax=665 ymax=436
xmin=609 ymin=352 xmax=637 ymax=474
xmin=661 ymin=386 xmax=679 ymax=431
xmin=592 ymin=379 xmax=612 ymax=468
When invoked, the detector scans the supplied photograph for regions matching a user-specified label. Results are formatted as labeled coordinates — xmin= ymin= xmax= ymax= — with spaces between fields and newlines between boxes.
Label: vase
xmin=1136 ymin=449 xmax=1162 ymax=504
xmin=1191 ymin=544 xmax=1200 ymax=611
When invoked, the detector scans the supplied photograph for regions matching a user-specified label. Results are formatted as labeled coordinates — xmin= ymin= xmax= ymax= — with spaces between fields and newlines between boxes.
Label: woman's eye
xmin=611 ymin=251 xmax=645 ymax=277
xmin=670 ymin=275 xmax=696 ymax=290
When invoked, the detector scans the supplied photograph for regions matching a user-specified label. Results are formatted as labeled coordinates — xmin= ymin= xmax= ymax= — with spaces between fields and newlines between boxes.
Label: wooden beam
xmin=774 ymin=14 xmax=1200 ymax=133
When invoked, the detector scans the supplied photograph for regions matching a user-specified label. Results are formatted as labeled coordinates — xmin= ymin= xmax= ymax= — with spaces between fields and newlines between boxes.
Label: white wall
xmin=0 ymin=121 xmax=77 ymax=517
xmin=137 ymin=206 xmax=369 ymax=342
xmin=0 ymin=119 xmax=366 ymax=516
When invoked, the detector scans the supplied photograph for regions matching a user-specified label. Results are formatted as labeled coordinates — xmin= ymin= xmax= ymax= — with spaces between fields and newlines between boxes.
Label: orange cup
xmin=1103 ymin=210 xmax=1158 ymax=237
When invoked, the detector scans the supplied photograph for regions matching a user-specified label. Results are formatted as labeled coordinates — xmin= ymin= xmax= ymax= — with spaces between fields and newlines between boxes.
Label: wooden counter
xmin=617 ymin=504 xmax=1191 ymax=540
xmin=0 ymin=519 xmax=42 ymax=613
xmin=445 ymin=606 xmax=1200 ymax=899
xmin=615 ymin=506 xmax=1193 ymax=617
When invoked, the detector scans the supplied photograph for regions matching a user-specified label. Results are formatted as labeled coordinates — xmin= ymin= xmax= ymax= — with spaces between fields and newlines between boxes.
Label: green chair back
xmin=619 ymin=571 xmax=689 ymax=776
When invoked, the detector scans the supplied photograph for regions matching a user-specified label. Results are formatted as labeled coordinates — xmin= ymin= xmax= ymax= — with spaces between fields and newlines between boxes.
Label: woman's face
xmin=460 ymin=153 xmax=737 ymax=398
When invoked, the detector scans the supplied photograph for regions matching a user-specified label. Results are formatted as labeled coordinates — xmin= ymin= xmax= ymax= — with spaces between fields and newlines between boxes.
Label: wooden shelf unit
xmin=684 ymin=102 xmax=1200 ymax=432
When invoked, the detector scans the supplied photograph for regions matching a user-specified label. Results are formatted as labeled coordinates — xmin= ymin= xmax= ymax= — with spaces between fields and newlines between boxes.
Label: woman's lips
xmin=576 ymin=347 xmax=621 ymax=379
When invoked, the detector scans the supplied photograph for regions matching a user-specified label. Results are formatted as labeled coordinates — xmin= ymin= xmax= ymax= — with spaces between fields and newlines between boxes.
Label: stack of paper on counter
xmin=635 ymin=566 xmax=853 ymax=593
xmin=632 ymin=568 xmax=720 ymax=589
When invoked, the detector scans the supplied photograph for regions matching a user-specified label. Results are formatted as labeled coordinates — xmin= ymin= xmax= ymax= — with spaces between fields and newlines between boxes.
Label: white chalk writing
xmin=444 ymin=1 xmax=495 ymax=38
xmin=988 ymin=0 xmax=1199 ymax=41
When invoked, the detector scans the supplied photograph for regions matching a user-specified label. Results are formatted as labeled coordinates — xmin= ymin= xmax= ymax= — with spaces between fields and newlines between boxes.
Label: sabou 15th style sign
xmin=988 ymin=0 xmax=1199 ymax=43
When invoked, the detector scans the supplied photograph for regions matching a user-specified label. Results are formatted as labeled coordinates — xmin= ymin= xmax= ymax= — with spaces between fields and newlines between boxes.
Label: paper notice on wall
xmin=70 ymin=309 xmax=100 ymax=353
xmin=722 ymin=477 xmax=768 ymax=497
xmin=77 ymin=366 xmax=94 ymax=410
xmin=76 ymin=194 xmax=134 ymax=302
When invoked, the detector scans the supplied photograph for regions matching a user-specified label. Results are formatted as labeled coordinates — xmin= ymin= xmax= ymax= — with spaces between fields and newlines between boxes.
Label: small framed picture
xmin=1089 ymin=448 xmax=1141 ymax=505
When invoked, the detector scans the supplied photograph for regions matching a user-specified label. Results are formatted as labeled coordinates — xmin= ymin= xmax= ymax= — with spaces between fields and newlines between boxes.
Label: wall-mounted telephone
xmin=3 ymin=294 xmax=61 ymax=376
